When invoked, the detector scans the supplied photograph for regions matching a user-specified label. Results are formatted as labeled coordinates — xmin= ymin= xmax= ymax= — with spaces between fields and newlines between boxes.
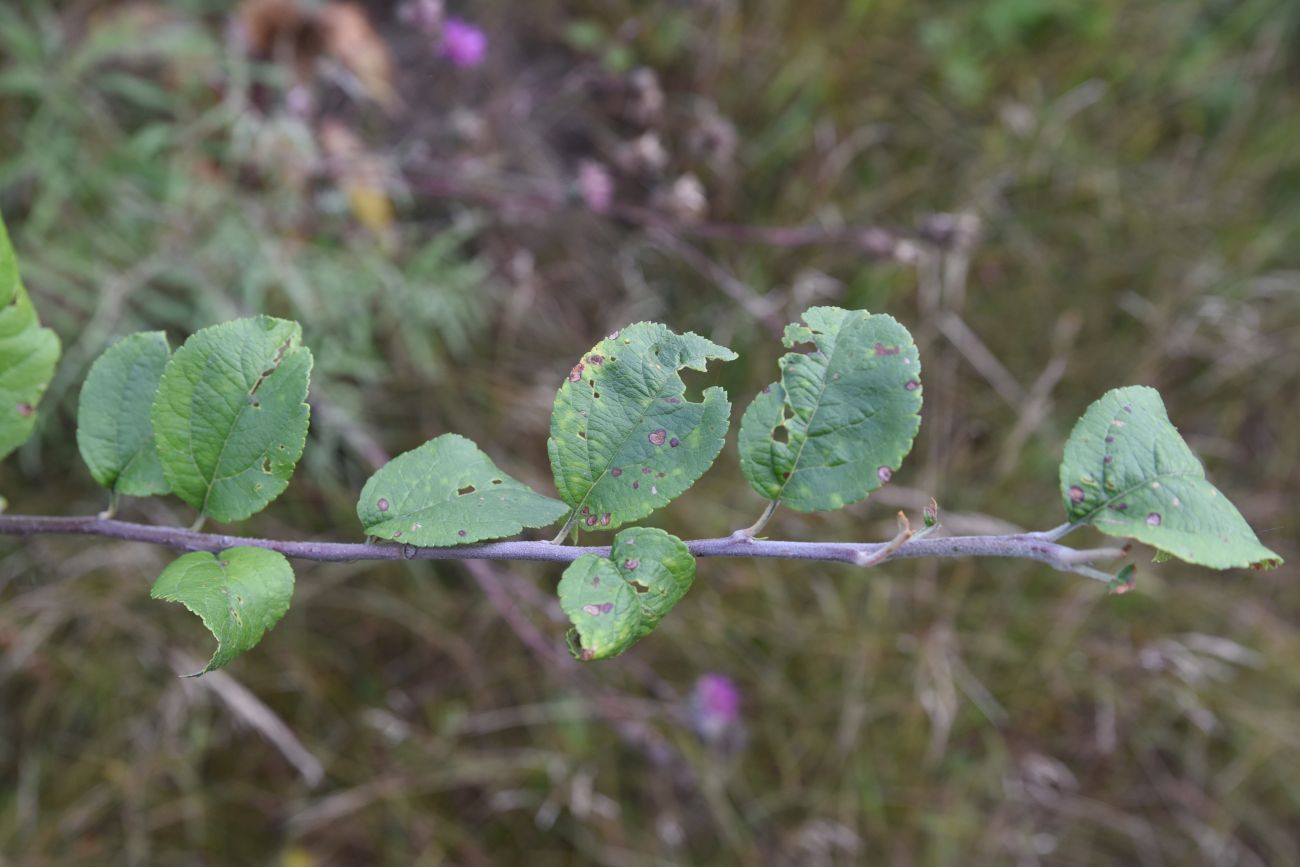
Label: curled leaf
xmin=548 ymin=322 xmax=736 ymax=532
xmin=739 ymin=306 xmax=922 ymax=512
xmin=558 ymin=527 xmax=695 ymax=660
xmin=357 ymin=433 xmax=568 ymax=546
xmin=151 ymin=546 xmax=295 ymax=675
xmin=1060 ymin=386 xmax=1281 ymax=570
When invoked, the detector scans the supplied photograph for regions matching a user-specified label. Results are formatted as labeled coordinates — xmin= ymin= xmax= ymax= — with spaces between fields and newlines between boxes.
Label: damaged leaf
xmin=1060 ymin=386 xmax=1281 ymax=570
xmin=77 ymin=331 xmax=172 ymax=496
xmin=739 ymin=306 xmax=922 ymax=512
xmin=548 ymin=322 xmax=736 ymax=532
xmin=151 ymin=546 xmax=295 ymax=675
xmin=559 ymin=527 xmax=695 ymax=660
xmin=0 ymin=211 xmax=61 ymax=463
xmin=152 ymin=316 xmax=312 ymax=523
xmin=357 ymin=433 xmax=568 ymax=546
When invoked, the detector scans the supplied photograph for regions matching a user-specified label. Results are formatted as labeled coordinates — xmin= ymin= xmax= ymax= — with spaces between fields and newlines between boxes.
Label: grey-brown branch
xmin=0 ymin=515 xmax=1123 ymax=582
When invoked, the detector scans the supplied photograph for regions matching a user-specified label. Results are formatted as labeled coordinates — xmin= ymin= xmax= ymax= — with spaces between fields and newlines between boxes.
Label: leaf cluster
xmin=0 ymin=209 xmax=1281 ymax=670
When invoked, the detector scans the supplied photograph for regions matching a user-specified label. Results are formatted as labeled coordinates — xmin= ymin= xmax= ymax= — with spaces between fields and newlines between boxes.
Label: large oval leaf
xmin=151 ymin=546 xmax=295 ymax=675
xmin=357 ymin=433 xmax=568 ymax=546
xmin=76 ymin=331 xmax=172 ymax=496
xmin=558 ymin=527 xmax=695 ymax=660
xmin=738 ymin=306 xmax=922 ymax=512
xmin=547 ymin=322 xmax=736 ymax=532
xmin=1060 ymin=386 xmax=1281 ymax=570
xmin=152 ymin=316 xmax=312 ymax=523
xmin=0 ymin=212 xmax=61 ymax=463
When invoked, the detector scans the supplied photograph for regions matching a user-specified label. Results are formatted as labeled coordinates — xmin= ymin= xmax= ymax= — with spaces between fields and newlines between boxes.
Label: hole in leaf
xmin=629 ymin=580 xmax=649 ymax=593
xmin=772 ymin=425 xmax=789 ymax=444
xmin=261 ymin=457 xmax=272 ymax=474
xmin=491 ymin=478 xmax=503 ymax=485
xmin=458 ymin=485 xmax=476 ymax=496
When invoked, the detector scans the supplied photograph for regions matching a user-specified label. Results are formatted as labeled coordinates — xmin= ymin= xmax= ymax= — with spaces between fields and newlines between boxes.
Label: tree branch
xmin=0 ymin=514 xmax=1125 ymax=582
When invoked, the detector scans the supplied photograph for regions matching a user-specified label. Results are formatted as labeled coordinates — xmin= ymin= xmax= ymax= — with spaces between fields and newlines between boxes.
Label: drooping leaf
xmin=76 ymin=331 xmax=172 ymax=496
xmin=357 ymin=433 xmax=568 ymax=546
xmin=738 ymin=306 xmax=922 ymax=512
xmin=558 ymin=527 xmax=695 ymax=660
xmin=1060 ymin=385 xmax=1281 ymax=570
xmin=0 ymin=212 xmax=61 ymax=462
xmin=152 ymin=316 xmax=312 ymax=522
xmin=151 ymin=546 xmax=295 ymax=675
xmin=548 ymin=322 xmax=736 ymax=532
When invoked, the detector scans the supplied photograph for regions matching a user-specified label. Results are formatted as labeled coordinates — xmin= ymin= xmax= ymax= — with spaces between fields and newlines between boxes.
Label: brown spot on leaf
xmin=877 ymin=466 xmax=892 ymax=483
xmin=600 ymin=513 xmax=611 ymax=526
xmin=669 ymin=437 xmax=680 ymax=448
xmin=624 ymin=559 xmax=640 ymax=571
xmin=632 ymin=481 xmax=640 ymax=489
xmin=665 ymin=397 xmax=681 ymax=404
xmin=1146 ymin=513 xmax=1161 ymax=526
xmin=568 ymin=362 xmax=585 ymax=383
xmin=642 ymin=467 xmax=652 ymax=474
xmin=15 ymin=403 xmax=32 ymax=417
xmin=582 ymin=602 xmax=615 ymax=616
xmin=611 ymin=467 xmax=622 ymax=477
xmin=457 ymin=529 xmax=467 ymax=537
xmin=377 ymin=498 xmax=390 ymax=512
xmin=873 ymin=342 xmax=900 ymax=356
xmin=588 ymin=354 xmax=604 ymax=365
xmin=1104 ymin=435 xmax=1114 ymax=444
xmin=1069 ymin=486 xmax=1085 ymax=503
xmin=648 ymin=429 xmax=667 ymax=446
xmin=905 ymin=380 xmax=919 ymax=391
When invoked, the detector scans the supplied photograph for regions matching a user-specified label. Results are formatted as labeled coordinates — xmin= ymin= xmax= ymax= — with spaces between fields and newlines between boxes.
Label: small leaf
xmin=739 ymin=306 xmax=922 ymax=512
xmin=357 ymin=433 xmax=568 ymax=546
xmin=558 ymin=527 xmax=695 ymax=660
xmin=548 ymin=322 xmax=736 ymax=532
xmin=0 ymin=211 xmax=61 ymax=463
xmin=151 ymin=546 xmax=295 ymax=675
xmin=1060 ymin=385 xmax=1281 ymax=570
xmin=76 ymin=331 xmax=172 ymax=496
xmin=152 ymin=316 xmax=312 ymax=522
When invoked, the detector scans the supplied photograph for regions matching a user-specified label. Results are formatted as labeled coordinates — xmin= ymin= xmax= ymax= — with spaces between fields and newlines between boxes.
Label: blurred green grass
xmin=2 ymin=0 xmax=1298 ymax=864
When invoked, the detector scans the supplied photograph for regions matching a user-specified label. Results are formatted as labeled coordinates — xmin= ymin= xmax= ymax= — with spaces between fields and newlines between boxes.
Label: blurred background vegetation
xmin=1 ymin=0 xmax=1298 ymax=863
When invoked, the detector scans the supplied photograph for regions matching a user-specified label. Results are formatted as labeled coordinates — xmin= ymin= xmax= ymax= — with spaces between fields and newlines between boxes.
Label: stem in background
xmin=0 ymin=514 xmax=1127 ymax=583
xmin=739 ymin=500 xmax=780 ymax=538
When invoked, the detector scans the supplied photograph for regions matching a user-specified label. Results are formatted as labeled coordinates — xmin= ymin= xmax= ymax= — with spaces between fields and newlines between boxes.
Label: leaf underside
xmin=558 ymin=527 xmax=696 ymax=660
xmin=547 ymin=322 xmax=736 ymax=533
xmin=151 ymin=546 xmax=295 ymax=675
xmin=151 ymin=316 xmax=312 ymax=523
xmin=739 ymin=306 xmax=923 ymax=512
xmin=1060 ymin=385 xmax=1281 ymax=570
xmin=77 ymin=331 xmax=172 ymax=496
xmin=0 ymin=212 xmax=61 ymax=463
xmin=357 ymin=433 xmax=568 ymax=546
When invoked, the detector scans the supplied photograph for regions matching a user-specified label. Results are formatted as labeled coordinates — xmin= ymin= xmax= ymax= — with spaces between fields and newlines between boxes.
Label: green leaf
xmin=152 ymin=316 xmax=312 ymax=522
xmin=151 ymin=546 xmax=295 ymax=675
xmin=357 ymin=433 xmax=568 ymax=546
xmin=1060 ymin=385 xmax=1281 ymax=570
xmin=558 ymin=527 xmax=695 ymax=660
xmin=0 ymin=212 xmax=61 ymax=462
xmin=548 ymin=322 xmax=736 ymax=532
xmin=76 ymin=331 xmax=172 ymax=496
xmin=738 ymin=306 xmax=923 ymax=512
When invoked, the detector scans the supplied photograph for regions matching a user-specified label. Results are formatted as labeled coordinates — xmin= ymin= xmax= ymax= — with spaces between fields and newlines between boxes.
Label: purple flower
xmin=690 ymin=673 xmax=741 ymax=740
xmin=440 ymin=18 xmax=487 ymax=68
